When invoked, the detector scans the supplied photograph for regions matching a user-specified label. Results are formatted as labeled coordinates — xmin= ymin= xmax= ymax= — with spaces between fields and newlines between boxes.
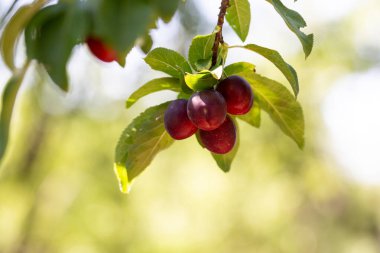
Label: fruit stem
xmin=211 ymin=0 xmax=230 ymax=68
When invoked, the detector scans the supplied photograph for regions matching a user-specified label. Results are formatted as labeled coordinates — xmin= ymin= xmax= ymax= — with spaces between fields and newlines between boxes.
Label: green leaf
xmin=226 ymin=0 xmax=251 ymax=42
xmin=188 ymin=33 xmax=216 ymax=71
xmin=266 ymin=0 xmax=313 ymax=57
xmin=139 ymin=33 xmax=153 ymax=54
xmin=92 ymin=0 xmax=154 ymax=54
xmin=114 ymin=102 xmax=174 ymax=193
xmin=151 ymin=0 xmax=179 ymax=23
xmin=126 ymin=77 xmax=181 ymax=108
xmin=184 ymin=70 xmax=218 ymax=91
xmin=223 ymin=62 xmax=256 ymax=77
xmin=25 ymin=2 xmax=90 ymax=91
xmin=235 ymin=44 xmax=299 ymax=97
xmin=0 ymin=0 xmax=45 ymax=71
xmin=238 ymin=100 xmax=261 ymax=128
xmin=144 ymin=47 xmax=192 ymax=78
xmin=0 ymin=62 xmax=30 ymax=162
xmin=233 ymin=71 xmax=304 ymax=148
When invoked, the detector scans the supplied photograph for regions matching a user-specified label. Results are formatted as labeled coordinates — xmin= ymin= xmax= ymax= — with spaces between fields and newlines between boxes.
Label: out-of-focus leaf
xmin=238 ymin=71 xmax=304 ymax=148
xmin=184 ymin=70 xmax=218 ymax=91
xmin=114 ymin=102 xmax=174 ymax=193
xmin=235 ymin=44 xmax=299 ymax=97
xmin=0 ymin=0 xmax=46 ymax=71
xmin=126 ymin=77 xmax=180 ymax=108
xmin=139 ymin=33 xmax=153 ymax=54
xmin=226 ymin=0 xmax=251 ymax=42
xmin=0 ymin=62 xmax=29 ymax=162
xmin=92 ymin=0 xmax=154 ymax=55
xmin=151 ymin=0 xmax=179 ymax=23
xmin=144 ymin=47 xmax=192 ymax=78
xmin=188 ymin=32 xmax=216 ymax=71
xmin=266 ymin=0 xmax=313 ymax=57
xmin=25 ymin=2 xmax=90 ymax=91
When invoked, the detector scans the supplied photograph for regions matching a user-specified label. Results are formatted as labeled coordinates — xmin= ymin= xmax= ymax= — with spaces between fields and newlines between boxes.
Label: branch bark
xmin=211 ymin=0 xmax=230 ymax=67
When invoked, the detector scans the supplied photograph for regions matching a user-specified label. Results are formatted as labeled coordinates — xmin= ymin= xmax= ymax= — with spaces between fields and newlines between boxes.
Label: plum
xmin=164 ymin=99 xmax=198 ymax=140
xmin=187 ymin=90 xmax=227 ymax=130
xmin=86 ymin=37 xmax=118 ymax=62
xmin=216 ymin=75 xmax=253 ymax=115
xmin=199 ymin=116 xmax=236 ymax=154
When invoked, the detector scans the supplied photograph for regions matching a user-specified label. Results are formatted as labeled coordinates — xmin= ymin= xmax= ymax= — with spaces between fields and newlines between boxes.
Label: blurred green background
xmin=1 ymin=0 xmax=380 ymax=252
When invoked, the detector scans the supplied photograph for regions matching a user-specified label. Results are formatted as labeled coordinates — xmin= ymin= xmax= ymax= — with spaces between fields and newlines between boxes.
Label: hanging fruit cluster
xmin=0 ymin=0 xmax=313 ymax=193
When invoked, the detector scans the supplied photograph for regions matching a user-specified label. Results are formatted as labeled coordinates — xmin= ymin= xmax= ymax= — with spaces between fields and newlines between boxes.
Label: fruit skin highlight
xmin=164 ymin=99 xmax=198 ymax=140
xmin=199 ymin=115 xmax=236 ymax=154
xmin=216 ymin=75 xmax=253 ymax=115
xmin=86 ymin=37 xmax=118 ymax=62
xmin=187 ymin=90 xmax=227 ymax=131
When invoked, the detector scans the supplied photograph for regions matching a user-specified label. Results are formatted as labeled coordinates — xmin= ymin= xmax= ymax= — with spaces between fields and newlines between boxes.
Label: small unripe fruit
xmin=199 ymin=116 xmax=236 ymax=154
xmin=216 ymin=75 xmax=253 ymax=115
xmin=164 ymin=99 xmax=198 ymax=140
xmin=86 ymin=37 xmax=118 ymax=62
xmin=187 ymin=90 xmax=227 ymax=131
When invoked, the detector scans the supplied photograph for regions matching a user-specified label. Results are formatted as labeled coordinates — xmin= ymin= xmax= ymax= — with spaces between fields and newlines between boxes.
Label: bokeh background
xmin=1 ymin=0 xmax=380 ymax=252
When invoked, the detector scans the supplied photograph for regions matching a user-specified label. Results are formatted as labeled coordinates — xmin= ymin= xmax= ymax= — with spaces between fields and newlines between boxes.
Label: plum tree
xmin=86 ymin=37 xmax=118 ymax=63
xmin=199 ymin=116 xmax=236 ymax=154
xmin=164 ymin=99 xmax=197 ymax=140
xmin=0 ymin=0 xmax=313 ymax=192
xmin=216 ymin=75 xmax=253 ymax=115
xmin=187 ymin=90 xmax=227 ymax=131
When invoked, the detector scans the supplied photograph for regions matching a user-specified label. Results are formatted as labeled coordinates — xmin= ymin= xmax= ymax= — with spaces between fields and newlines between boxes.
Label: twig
xmin=211 ymin=0 xmax=230 ymax=67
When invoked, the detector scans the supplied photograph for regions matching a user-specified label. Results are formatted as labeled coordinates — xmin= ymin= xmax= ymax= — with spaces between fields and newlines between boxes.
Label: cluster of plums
xmin=165 ymin=75 xmax=254 ymax=154
xmin=85 ymin=37 xmax=254 ymax=154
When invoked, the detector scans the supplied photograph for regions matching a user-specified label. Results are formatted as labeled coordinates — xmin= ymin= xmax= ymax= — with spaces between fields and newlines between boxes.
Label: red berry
xmin=86 ymin=37 xmax=118 ymax=62
xmin=199 ymin=116 xmax=236 ymax=154
xmin=187 ymin=90 xmax=227 ymax=131
xmin=216 ymin=75 xmax=253 ymax=115
xmin=164 ymin=99 xmax=198 ymax=140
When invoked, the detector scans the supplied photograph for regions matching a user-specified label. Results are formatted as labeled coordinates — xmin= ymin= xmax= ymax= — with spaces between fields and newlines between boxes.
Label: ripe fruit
xmin=216 ymin=75 xmax=253 ymax=115
xmin=164 ymin=99 xmax=198 ymax=140
xmin=199 ymin=116 xmax=236 ymax=154
xmin=86 ymin=37 xmax=118 ymax=62
xmin=187 ymin=90 xmax=227 ymax=131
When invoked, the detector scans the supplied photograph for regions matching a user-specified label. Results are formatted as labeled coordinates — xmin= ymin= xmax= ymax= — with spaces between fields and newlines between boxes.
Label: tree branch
xmin=211 ymin=0 xmax=230 ymax=67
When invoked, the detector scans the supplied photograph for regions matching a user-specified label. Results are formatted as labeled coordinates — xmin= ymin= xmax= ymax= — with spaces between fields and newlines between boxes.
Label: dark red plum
xmin=187 ymin=90 xmax=227 ymax=131
xmin=86 ymin=37 xmax=118 ymax=62
xmin=164 ymin=99 xmax=198 ymax=140
xmin=216 ymin=75 xmax=253 ymax=115
xmin=199 ymin=116 xmax=236 ymax=154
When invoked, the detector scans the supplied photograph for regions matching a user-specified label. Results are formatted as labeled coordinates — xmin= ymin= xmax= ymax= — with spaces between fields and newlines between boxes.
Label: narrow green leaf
xmin=0 ymin=62 xmax=29 ymax=162
xmin=234 ymin=44 xmax=299 ymax=97
xmin=25 ymin=2 xmax=90 ymax=91
xmin=235 ymin=71 xmax=304 ymax=148
xmin=114 ymin=102 xmax=174 ymax=193
xmin=126 ymin=77 xmax=180 ymax=108
xmin=266 ymin=0 xmax=314 ymax=57
xmin=223 ymin=62 xmax=256 ymax=77
xmin=238 ymin=100 xmax=261 ymax=128
xmin=188 ymin=33 xmax=216 ymax=71
xmin=226 ymin=0 xmax=251 ymax=42
xmin=0 ymin=0 xmax=45 ymax=71
xmin=144 ymin=47 xmax=192 ymax=78
xmin=184 ymin=70 xmax=218 ymax=91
